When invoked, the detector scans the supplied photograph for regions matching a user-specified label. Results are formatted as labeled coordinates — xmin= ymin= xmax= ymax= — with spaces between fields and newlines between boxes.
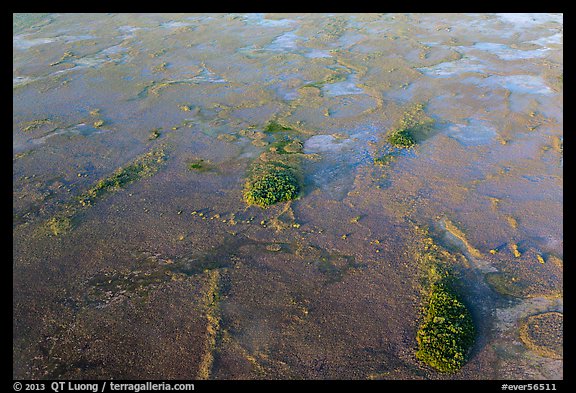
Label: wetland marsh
xmin=13 ymin=13 xmax=563 ymax=380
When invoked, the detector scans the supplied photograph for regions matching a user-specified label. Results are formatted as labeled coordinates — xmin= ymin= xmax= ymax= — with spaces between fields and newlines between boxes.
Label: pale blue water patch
xmin=239 ymin=13 xmax=297 ymax=28
xmin=528 ymin=33 xmax=562 ymax=48
xmin=117 ymin=25 xmax=148 ymax=39
xmin=274 ymin=86 xmax=299 ymax=101
xmin=13 ymin=33 xmax=95 ymax=50
xmin=303 ymin=135 xmax=352 ymax=154
xmin=187 ymin=67 xmax=228 ymax=83
xmin=14 ymin=40 xmax=134 ymax=88
xmin=13 ymin=76 xmax=37 ymax=87
xmin=417 ymin=55 xmax=488 ymax=78
xmin=322 ymin=74 xmax=365 ymax=96
xmin=336 ymin=31 xmax=366 ymax=50
xmin=469 ymin=42 xmax=549 ymax=61
xmin=13 ymin=35 xmax=55 ymax=49
xmin=159 ymin=21 xmax=192 ymax=29
xmin=495 ymin=13 xmax=563 ymax=28
xmin=266 ymin=31 xmax=301 ymax=52
xmin=304 ymin=49 xmax=333 ymax=59
xmin=15 ymin=123 xmax=112 ymax=152
xmin=303 ymin=125 xmax=379 ymax=199
xmin=444 ymin=119 xmax=498 ymax=146
xmin=480 ymin=75 xmax=553 ymax=95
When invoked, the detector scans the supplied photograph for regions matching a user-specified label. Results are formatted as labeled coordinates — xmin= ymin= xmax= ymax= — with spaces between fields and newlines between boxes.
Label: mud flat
xmin=14 ymin=13 xmax=562 ymax=380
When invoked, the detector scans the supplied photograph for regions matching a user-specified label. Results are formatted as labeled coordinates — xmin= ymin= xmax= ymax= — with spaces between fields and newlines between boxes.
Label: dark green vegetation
xmin=413 ymin=227 xmax=476 ymax=373
xmin=45 ymin=146 xmax=167 ymax=235
xmin=416 ymin=280 xmax=475 ymax=373
xmin=264 ymin=120 xmax=291 ymax=134
xmin=387 ymin=104 xmax=435 ymax=148
xmin=242 ymin=119 xmax=305 ymax=208
xmin=187 ymin=159 xmax=206 ymax=171
xmin=388 ymin=129 xmax=416 ymax=148
xmin=243 ymin=166 xmax=300 ymax=207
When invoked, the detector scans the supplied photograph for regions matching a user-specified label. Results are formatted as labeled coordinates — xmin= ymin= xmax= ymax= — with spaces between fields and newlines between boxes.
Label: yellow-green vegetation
xmin=46 ymin=215 xmax=72 ymax=236
xmin=20 ymin=119 xmax=52 ymax=132
xmin=442 ymin=219 xmax=482 ymax=259
xmin=197 ymin=269 xmax=222 ymax=380
xmin=413 ymin=226 xmax=476 ymax=373
xmin=388 ymin=129 xmax=416 ymax=148
xmin=243 ymin=124 xmax=304 ymax=208
xmin=148 ymin=128 xmax=161 ymax=140
xmin=244 ymin=165 xmax=300 ymax=207
xmin=50 ymin=50 xmax=75 ymax=66
xmin=416 ymin=279 xmax=475 ymax=373
xmin=78 ymin=147 xmax=166 ymax=207
xmin=45 ymin=146 xmax=167 ymax=236
xmin=511 ymin=243 xmax=522 ymax=258
xmin=387 ymin=104 xmax=435 ymax=148
xmin=302 ymin=72 xmax=347 ymax=90
xmin=519 ymin=312 xmax=563 ymax=359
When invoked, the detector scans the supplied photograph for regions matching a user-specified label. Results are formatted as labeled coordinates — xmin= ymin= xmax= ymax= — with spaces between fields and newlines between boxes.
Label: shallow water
xmin=13 ymin=13 xmax=562 ymax=380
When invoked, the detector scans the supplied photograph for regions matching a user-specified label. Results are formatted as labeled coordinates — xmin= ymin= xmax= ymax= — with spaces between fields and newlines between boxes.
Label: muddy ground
xmin=13 ymin=13 xmax=562 ymax=380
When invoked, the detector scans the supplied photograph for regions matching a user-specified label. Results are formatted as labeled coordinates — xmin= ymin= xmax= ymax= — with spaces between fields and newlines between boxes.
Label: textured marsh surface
xmin=14 ymin=13 xmax=562 ymax=380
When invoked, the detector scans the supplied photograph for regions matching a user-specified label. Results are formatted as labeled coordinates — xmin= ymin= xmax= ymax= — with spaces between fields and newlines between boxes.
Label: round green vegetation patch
xmin=244 ymin=168 xmax=300 ymax=207
xmin=416 ymin=281 xmax=475 ymax=373
xmin=388 ymin=129 xmax=416 ymax=148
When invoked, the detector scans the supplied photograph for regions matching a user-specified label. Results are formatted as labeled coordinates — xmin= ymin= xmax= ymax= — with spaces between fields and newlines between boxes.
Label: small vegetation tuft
xmin=264 ymin=120 xmax=291 ymax=134
xmin=388 ymin=129 xmax=416 ymax=148
xmin=244 ymin=167 xmax=300 ymax=207
xmin=387 ymin=103 xmax=435 ymax=148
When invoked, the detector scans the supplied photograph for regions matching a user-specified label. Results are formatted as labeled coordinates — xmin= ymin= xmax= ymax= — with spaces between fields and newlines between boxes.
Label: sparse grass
xmin=416 ymin=280 xmax=475 ymax=373
xmin=302 ymin=72 xmax=347 ymax=89
xmin=387 ymin=104 xmax=435 ymax=148
xmin=47 ymin=215 xmax=72 ymax=236
xmin=77 ymin=147 xmax=167 ymax=208
xmin=373 ymin=153 xmax=396 ymax=166
xmin=45 ymin=147 xmax=167 ymax=236
xmin=20 ymin=119 xmax=51 ymax=132
xmin=270 ymin=136 xmax=303 ymax=154
xmin=244 ymin=166 xmax=300 ymax=207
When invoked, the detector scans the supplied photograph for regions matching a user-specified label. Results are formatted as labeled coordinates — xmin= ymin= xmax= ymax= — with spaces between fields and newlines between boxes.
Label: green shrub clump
xmin=244 ymin=168 xmax=300 ymax=207
xmin=416 ymin=281 xmax=475 ymax=373
xmin=388 ymin=129 xmax=416 ymax=148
